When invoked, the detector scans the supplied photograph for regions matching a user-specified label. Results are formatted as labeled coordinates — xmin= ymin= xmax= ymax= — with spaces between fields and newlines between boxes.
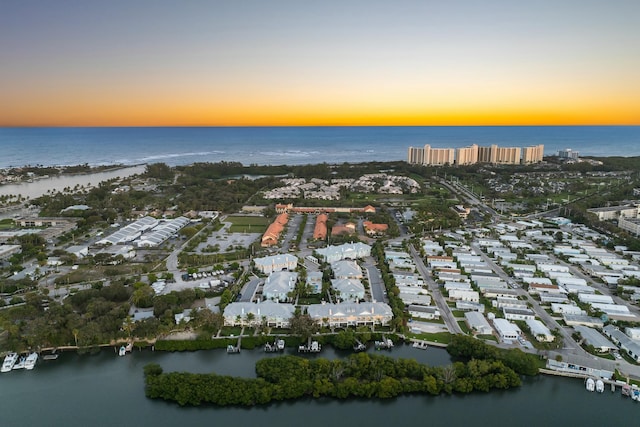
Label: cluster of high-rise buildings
xmin=407 ymin=144 xmax=544 ymax=166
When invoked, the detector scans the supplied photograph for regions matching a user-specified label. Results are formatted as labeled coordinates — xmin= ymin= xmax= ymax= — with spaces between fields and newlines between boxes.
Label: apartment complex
xmin=407 ymin=144 xmax=544 ymax=166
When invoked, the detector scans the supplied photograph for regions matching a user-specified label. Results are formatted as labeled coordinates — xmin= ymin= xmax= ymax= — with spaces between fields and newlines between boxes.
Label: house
xmin=332 ymin=260 xmax=363 ymax=279
xmin=313 ymin=214 xmax=328 ymax=240
xmin=526 ymin=319 xmax=554 ymax=342
xmin=65 ymin=244 xmax=89 ymax=259
xmin=263 ymin=271 xmax=298 ymax=302
xmin=503 ymin=307 xmax=535 ymax=321
xmin=223 ymin=301 xmax=295 ymax=328
xmin=306 ymin=271 xmax=323 ymax=294
xmin=316 ymin=242 xmax=371 ymax=263
xmin=465 ymin=312 xmax=493 ymax=335
xmin=307 ymin=302 xmax=392 ymax=327
xmin=574 ymin=325 xmax=617 ymax=352
xmin=363 ymin=221 xmax=388 ymax=236
xmin=493 ymin=318 xmax=521 ymax=342
xmin=551 ymin=303 xmax=584 ymax=315
xmin=408 ymin=305 xmax=440 ymax=320
xmin=456 ymin=301 xmax=485 ymax=313
xmin=331 ymin=278 xmax=365 ymax=302
xmin=448 ymin=289 xmax=480 ymax=303
xmin=563 ymin=314 xmax=604 ymax=328
xmin=603 ymin=325 xmax=640 ymax=363
xmin=331 ymin=222 xmax=356 ymax=236
xmin=254 ymin=254 xmax=298 ymax=274
xmin=261 ymin=213 xmax=288 ymax=247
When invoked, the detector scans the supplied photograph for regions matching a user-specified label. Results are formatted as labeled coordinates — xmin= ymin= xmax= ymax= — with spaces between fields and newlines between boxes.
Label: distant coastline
xmin=0 ymin=164 xmax=146 ymax=199
xmin=1 ymin=126 xmax=639 ymax=169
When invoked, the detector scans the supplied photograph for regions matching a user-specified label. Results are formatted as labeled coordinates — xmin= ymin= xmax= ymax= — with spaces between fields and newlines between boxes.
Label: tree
xmin=289 ymin=309 xmax=318 ymax=340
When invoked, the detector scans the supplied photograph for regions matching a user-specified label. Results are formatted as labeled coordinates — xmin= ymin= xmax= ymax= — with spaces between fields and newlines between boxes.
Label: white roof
xmin=224 ymin=301 xmax=295 ymax=319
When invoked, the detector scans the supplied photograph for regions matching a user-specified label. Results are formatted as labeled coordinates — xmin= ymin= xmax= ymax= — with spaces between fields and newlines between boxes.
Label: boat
xmin=374 ymin=337 xmax=394 ymax=350
xmin=622 ymin=384 xmax=632 ymax=397
xmin=118 ymin=346 xmax=126 ymax=357
xmin=633 ymin=387 xmax=640 ymax=402
xmin=595 ymin=379 xmax=605 ymax=393
xmin=227 ymin=345 xmax=240 ymax=354
xmin=412 ymin=340 xmax=428 ymax=350
xmin=12 ymin=355 xmax=26 ymax=370
xmin=276 ymin=339 xmax=285 ymax=351
xmin=298 ymin=340 xmax=321 ymax=353
xmin=1 ymin=352 xmax=19 ymax=373
xmin=24 ymin=352 xmax=38 ymax=370
xmin=585 ymin=378 xmax=595 ymax=392
xmin=42 ymin=354 xmax=59 ymax=361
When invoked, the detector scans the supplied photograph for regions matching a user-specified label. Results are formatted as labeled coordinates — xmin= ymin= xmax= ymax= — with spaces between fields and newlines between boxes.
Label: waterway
xmin=0 ymin=165 xmax=146 ymax=200
xmin=0 ymin=345 xmax=636 ymax=426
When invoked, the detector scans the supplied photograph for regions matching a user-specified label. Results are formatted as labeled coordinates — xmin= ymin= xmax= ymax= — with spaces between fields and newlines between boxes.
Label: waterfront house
xmin=223 ymin=301 xmax=295 ymax=328
xmin=307 ymin=302 xmax=392 ymax=327
xmin=493 ymin=319 xmax=521 ymax=342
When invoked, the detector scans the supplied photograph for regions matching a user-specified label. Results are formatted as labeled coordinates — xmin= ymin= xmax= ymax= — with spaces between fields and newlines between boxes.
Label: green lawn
xmin=226 ymin=215 xmax=269 ymax=233
xmin=407 ymin=331 xmax=453 ymax=345
xmin=457 ymin=320 xmax=471 ymax=334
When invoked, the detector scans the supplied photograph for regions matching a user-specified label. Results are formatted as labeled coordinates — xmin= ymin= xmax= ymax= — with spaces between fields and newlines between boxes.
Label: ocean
xmin=1 ymin=126 xmax=639 ymax=169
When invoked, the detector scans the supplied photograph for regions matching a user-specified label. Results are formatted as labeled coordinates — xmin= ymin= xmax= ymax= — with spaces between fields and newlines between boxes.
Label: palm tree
xmin=245 ymin=312 xmax=255 ymax=326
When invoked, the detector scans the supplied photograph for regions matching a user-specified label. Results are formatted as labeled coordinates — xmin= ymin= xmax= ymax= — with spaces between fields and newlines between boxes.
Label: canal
xmin=0 ymin=345 xmax=636 ymax=426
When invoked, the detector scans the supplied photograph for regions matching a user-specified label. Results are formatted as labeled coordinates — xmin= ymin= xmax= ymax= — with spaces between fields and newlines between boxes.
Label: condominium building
xmin=456 ymin=144 xmax=479 ymax=165
xmin=522 ymin=144 xmax=545 ymax=164
xmin=407 ymin=143 xmax=544 ymax=166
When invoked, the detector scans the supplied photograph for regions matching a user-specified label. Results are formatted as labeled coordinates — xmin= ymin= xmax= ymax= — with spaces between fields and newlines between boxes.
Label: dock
xmin=264 ymin=339 xmax=286 ymax=352
xmin=298 ymin=338 xmax=321 ymax=353
xmin=227 ymin=337 xmax=241 ymax=354
xmin=374 ymin=336 xmax=394 ymax=350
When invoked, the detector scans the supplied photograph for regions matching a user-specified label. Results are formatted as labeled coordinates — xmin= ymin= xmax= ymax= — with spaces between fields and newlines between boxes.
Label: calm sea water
xmin=0 ymin=346 xmax=635 ymax=426
xmin=1 ymin=126 xmax=639 ymax=168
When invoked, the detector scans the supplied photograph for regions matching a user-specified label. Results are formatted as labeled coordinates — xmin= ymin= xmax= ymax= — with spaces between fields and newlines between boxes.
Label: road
xmin=240 ymin=277 xmax=262 ymax=302
xmin=363 ymin=262 xmax=386 ymax=303
xmin=409 ymin=244 xmax=461 ymax=334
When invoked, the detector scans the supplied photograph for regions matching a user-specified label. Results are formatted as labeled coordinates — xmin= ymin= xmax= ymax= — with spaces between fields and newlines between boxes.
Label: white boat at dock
xmin=24 ymin=352 xmax=38 ymax=370
xmin=12 ymin=355 xmax=27 ymax=370
xmin=585 ymin=378 xmax=595 ymax=392
xmin=227 ymin=344 xmax=241 ymax=354
xmin=1 ymin=352 xmax=19 ymax=373
xmin=595 ymin=379 xmax=605 ymax=393
xmin=412 ymin=340 xmax=428 ymax=350
xmin=298 ymin=340 xmax=321 ymax=353
xmin=118 ymin=343 xmax=133 ymax=357
xmin=374 ymin=337 xmax=394 ymax=350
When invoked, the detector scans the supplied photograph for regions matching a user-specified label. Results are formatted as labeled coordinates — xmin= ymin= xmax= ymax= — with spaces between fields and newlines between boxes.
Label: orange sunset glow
xmin=1 ymin=1 xmax=639 ymax=127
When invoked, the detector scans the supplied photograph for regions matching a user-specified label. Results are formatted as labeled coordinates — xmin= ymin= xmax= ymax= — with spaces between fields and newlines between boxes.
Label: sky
xmin=1 ymin=0 xmax=639 ymax=127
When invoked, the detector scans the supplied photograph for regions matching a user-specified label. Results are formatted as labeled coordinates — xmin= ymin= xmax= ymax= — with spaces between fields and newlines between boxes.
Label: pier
xmin=353 ymin=339 xmax=366 ymax=352
xmin=298 ymin=338 xmax=321 ymax=353
xmin=227 ymin=337 xmax=241 ymax=354
xmin=374 ymin=336 xmax=394 ymax=350
xmin=264 ymin=339 xmax=286 ymax=352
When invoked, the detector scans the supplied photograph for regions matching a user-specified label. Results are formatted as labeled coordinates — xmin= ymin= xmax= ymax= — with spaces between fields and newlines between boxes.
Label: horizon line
xmin=2 ymin=123 xmax=640 ymax=129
